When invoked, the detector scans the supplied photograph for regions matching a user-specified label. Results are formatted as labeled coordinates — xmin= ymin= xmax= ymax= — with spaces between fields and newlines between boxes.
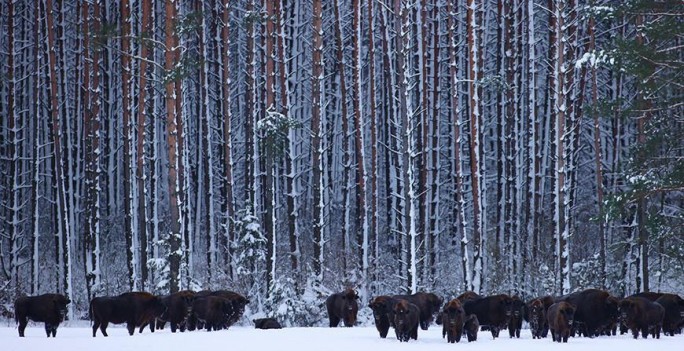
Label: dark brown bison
xmin=393 ymin=292 xmax=442 ymax=330
xmin=507 ymin=295 xmax=524 ymax=338
xmin=526 ymin=298 xmax=547 ymax=339
xmin=456 ymin=291 xmax=481 ymax=303
xmin=619 ymin=296 xmax=665 ymax=339
xmin=441 ymin=299 xmax=465 ymax=343
xmin=14 ymin=293 xmax=70 ymax=337
xmin=253 ymin=317 xmax=282 ymax=329
xmin=210 ymin=290 xmax=249 ymax=326
xmin=326 ymin=288 xmax=359 ymax=327
xmin=90 ymin=292 xmax=166 ymax=337
xmin=558 ymin=289 xmax=618 ymax=337
xmin=630 ymin=291 xmax=664 ymax=301
xmin=548 ymin=301 xmax=575 ymax=343
xmin=462 ymin=294 xmax=512 ymax=339
xmin=655 ymin=294 xmax=684 ymax=336
xmin=465 ymin=314 xmax=479 ymax=342
xmin=156 ymin=290 xmax=195 ymax=332
xmin=189 ymin=296 xmax=236 ymax=331
xmin=393 ymin=299 xmax=420 ymax=342
xmin=368 ymin=295 xmax=397 ymax=338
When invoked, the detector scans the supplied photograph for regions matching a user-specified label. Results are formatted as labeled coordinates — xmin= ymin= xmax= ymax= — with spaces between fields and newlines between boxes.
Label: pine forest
xmin=0 ymin=0 xmax=683 ymax=325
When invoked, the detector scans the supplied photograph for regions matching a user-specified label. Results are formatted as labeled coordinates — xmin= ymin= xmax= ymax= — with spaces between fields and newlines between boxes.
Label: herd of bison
xmin=10 ymin=287 xmax=684 ymax=344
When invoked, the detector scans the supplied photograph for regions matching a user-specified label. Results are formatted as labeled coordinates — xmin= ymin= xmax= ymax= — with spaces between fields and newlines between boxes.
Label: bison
xmin=90 ymin=292 xmax=166 ymax=337
xmin=655 ymin=294 xmax=684 ymax=336
xmin=507 ymin=296 xmax=524 ymax=338
xmin=558 ymin=289 xmax=617 ymax=337
xmin=462 ymin=294 xmax=512 ymax=339
xmin=619 ymin=296 xmax=665 ymax=339
xmin=465 ymin=314 xmax=479 ymax=342
xmin=253 ymin=317 xmax=282 ymax=329
xmin=548 ymin=301 xmax=575 ymax=343
xmin=393 ymin=299 xmax=420 ymax=342
xmin=526 ymin=298 xmax=547 ymax=339
xmin=630 ymin=291 xmax=664 ymax=301
xmin=189 ymin=296 xmax=236 ymax=331
xmin=156 ymin=290 xmax=195 ymax=332
xmin=368 ymin=295 xmax=397 ymax=338
xmin=392 ymin=292 xmax=442 ymax=330
xmin=326 ymin=288 xmax=359 ymax=327
xmin=14 ymin=293 xmax=70 ymax=337
xmin=210 ymin=290 xmax=249 ymax=327
xmin=456 ymin=291 xmax=481 ymax=303
xmin=441 ymin=299 xmax=465 ymax=343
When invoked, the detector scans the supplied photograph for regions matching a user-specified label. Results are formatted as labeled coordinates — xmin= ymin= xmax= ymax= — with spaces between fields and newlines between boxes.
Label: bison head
xmin=393 ymin=300 xmax=412 ymax=328
xmin=340 ymin=289 xmax=359 ymax=327
xmin=618 ymin=298 xmax=637 ymax=323
xmin=369 ymin=296 xmax=392 ymax=316
xmin=499 ymin=295 xmax=514 ymax=317
xmin=53 ymin=295 xmax=70 ymax=321
xmin=442 ymin=299 xmax=465 ymax=326
xmin=510 ymin=296 xmax=524 ymax=318
xmin=561 ymin=303 xmax=576 ymax=327
xmin=528 ymin=299 xmax=545 ymax=321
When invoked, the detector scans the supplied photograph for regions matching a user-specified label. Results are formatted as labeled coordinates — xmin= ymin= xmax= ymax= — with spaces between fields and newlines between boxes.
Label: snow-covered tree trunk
xmin=278 ymin=0 xmax=301 ymax=290
xmin=427 ymin=0 xmax=442 ymax=286
xmin=136 ymin=0 xmax=152 ymax=291
xmin=164 ymin=0 xmax=182 ymax=293
xmin=83 ymin=0 xmax=102 ymax=301
xmin=45 ymin=0 xmax=73 ymax=317
xmin=467 ymin=0 xmax=484 ymax=293
xmin=120 ymin=0 xmax=139 ymax=291
xmin=351 ymin=0 xmax=369 ymax=298
xmin=367 ymin=0 xmax=380 ymax=294
xmin=447 ymin=0 xmax=469 ymax=293
xmin=244 ymin=0 xmax=257 ymax=209
xmin=332 ymin=0 xmax=352 ymax=276
xmin=311 ymin=0 xmax=325 ymax=286
xmin=219 ymin=0 xmax=236 ymax=282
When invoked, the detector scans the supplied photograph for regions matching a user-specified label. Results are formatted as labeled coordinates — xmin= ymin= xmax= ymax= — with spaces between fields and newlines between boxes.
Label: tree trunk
xmin=164 ymin=0 xmax=182 ymax=293
xmin=311 ymin=0 xmax=324 ymax=284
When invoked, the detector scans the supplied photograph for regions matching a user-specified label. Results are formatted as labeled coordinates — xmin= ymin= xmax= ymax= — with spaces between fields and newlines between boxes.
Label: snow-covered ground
xmin=2 ymin=322 xmax=683 ymax=351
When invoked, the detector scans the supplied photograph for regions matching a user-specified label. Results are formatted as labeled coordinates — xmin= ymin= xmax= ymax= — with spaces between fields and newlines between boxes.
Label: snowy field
xmin=2 ymin=322 xmax=683 ymax=351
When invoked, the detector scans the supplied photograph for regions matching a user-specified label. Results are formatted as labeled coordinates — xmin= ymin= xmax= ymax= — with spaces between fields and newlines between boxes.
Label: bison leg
xmin=328 ymin=315 xmax=340 ymax=328
xmin=171 ymin=322 xmax=178 ymax=333
xmin=92 ymin=320 xmax=100 ymax=337
xmin=641 ymin=327 xmax=648 ymax=339
xmin=44 ymin=323 xmax=52 ymax=337
xmin=17 ymin=316 xmax=28 ymax=337
xmin=127 ymin=322 xmax=136 ymax=336
xmin=562 ymin=330 xmax=569 ymax=343
xmin=411 ymin=325 xmax=418 ymax=340
xmin=420 ymin=320 xmax=428 ymax=330
xmin=100 ymin=321 xmax=109 ymax=337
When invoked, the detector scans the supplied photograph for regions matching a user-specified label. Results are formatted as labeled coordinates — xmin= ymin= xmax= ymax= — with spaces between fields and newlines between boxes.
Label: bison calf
xmin=15 ymin=294 xmax=70 ymax=337
xmin=465 ymin=314 xmax=479 ymax=342
xmin=548 ymin=301 xmax=575 ymax=343
xmin=326 ymin=288 xmax=359 ymax=327
xmin=253 ymin=317 xmax=282 ymax=329
xmin=393 ymin=299 xmax=420 ymax=342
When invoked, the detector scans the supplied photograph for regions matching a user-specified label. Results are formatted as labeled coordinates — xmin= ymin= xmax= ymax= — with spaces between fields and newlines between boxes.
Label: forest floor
xmin=2 ymin=322 xmax=683 ymax=351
